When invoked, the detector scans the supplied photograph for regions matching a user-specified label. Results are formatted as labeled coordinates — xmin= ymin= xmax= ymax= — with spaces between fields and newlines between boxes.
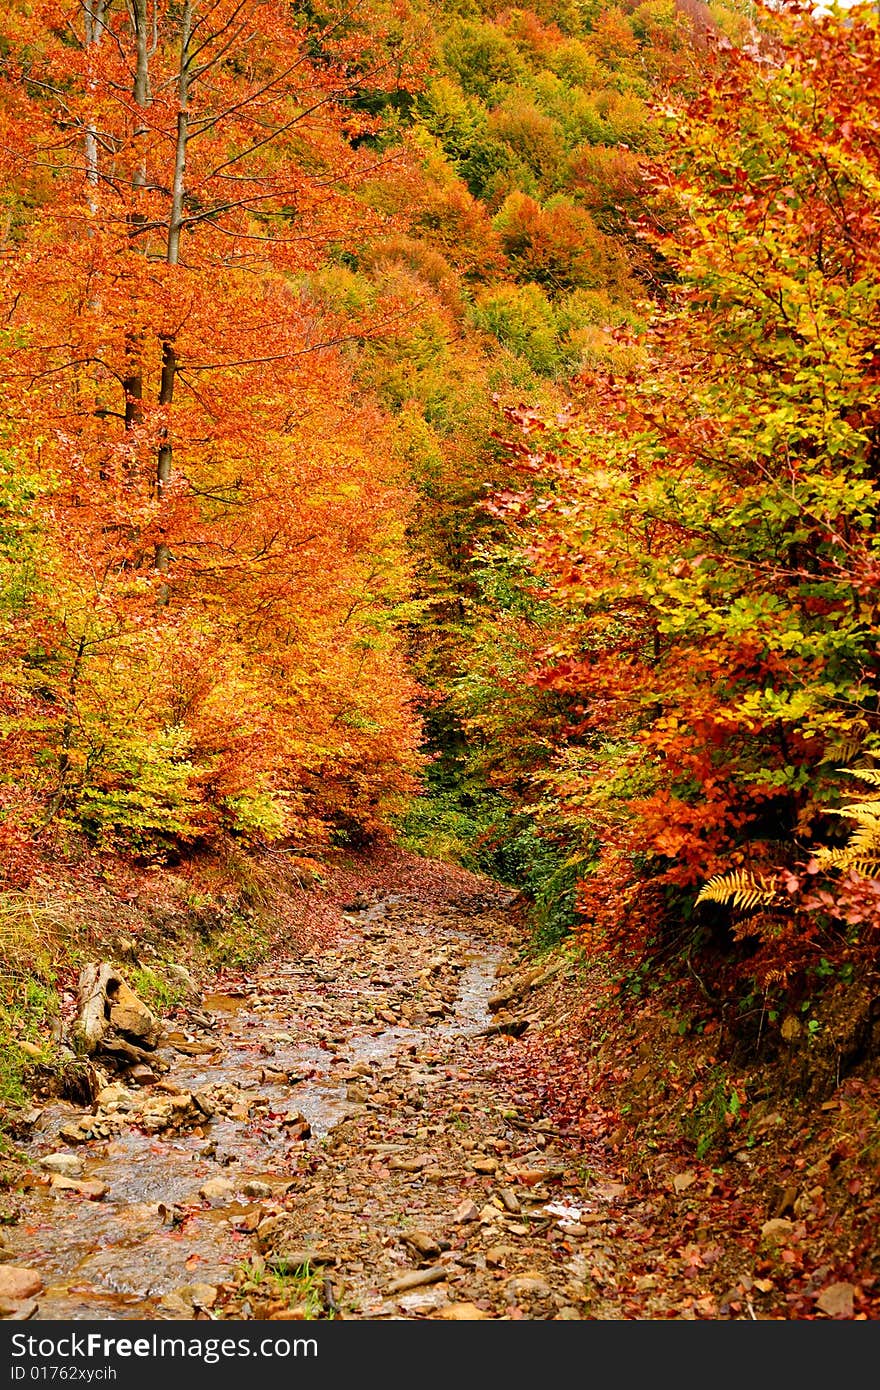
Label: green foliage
xmin=74 ymin=727 xmax=205 ymax=851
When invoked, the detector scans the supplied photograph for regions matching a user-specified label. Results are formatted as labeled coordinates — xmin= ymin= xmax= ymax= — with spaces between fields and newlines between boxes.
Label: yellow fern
xmin=814 ymin=768 xmax=880 ymax=878
xmin=695 ymin=869 xmax=777 ymax=912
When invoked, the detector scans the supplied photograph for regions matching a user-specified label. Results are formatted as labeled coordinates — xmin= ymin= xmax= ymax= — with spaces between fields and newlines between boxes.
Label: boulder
xmin=73 ymin=964 xmax=160 ymax=1056
xmin=0 ymin=1268 xmax=42 ymax=1301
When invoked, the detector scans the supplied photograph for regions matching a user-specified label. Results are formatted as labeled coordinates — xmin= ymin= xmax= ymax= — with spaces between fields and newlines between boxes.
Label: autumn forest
xmin=0 ymin=0 xmax=878 ymax=1326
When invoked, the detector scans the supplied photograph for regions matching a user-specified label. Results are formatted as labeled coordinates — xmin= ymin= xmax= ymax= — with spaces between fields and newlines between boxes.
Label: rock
xmin=168 ymin=1283 xmax=218 ymax=1311
xmin=0 ymin=1297 xmax=38 ymax=1320
xmin=58 ymin=1121 xmax=93 ymax=1144
xmin=74 ymin=964 xmax=160 ymax=1055
xmin=199 ymin=1178 xmax=235 ymax=1206
xmin=281 ymin=1112 xmax=311 ymax=1140
xmin=452 ymin=1199 xmax=480 ymax=1225
xmin=96 ymin=1083 xmax=130 ymax=1108
xmin=0 ymin=1268 xmax=42 ymax=1301
xmin=498 ymin=1188 xmax=521 ymax=1213
xmin=241 ymin=1180 xmax=273 ymax=1200
xmin=39 ymin=1152 xmax=84 ymax=1178
xmin=127 ymin=1064 xmax=157 ymax=1086
xmin=402 ymin=1231 xmax=441 ymax=1259
xmin=485 ymin=1246 xmax=511 ymax=1269
xmin=50 ymin=1175 xmax=108 ymax=1200
xmin=139 ymin=1092 xmax=199 ymax=1133
xmin=471 ymin=1156 xmax=498 ymax=1174
xmin=760 ymin=1218 xmax=795 ymax=1247
xmin=398 ymin=1288 xmax=449 ymax=1314
xmin=506 ymin=1272 xmax=552 ymax=1301
xmin=164 ymin=963 xmax=200 ymax=999
xmin=386 ymin=1264 xmax=448 ymax=1295
xmin=109 ymin=980 xmax=161 ymax=1048
xmin=435 ymin=1302 xmax=490 ymax=1320
xmin=816 ymin=1282 xmax=854 ymax=1318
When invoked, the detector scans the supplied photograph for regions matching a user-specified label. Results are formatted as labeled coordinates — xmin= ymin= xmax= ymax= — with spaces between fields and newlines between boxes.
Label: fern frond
xmin=814 ymin=845 xmax=880 ymax=875
xmin=696 ymin=869 xmax=776 ymax=912
xmin=841 ymin=767 xmax=880 ymax=788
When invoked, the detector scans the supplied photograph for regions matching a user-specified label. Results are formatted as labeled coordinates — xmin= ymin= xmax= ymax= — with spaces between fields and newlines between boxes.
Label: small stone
xmin=58 ymin=1122 xmax=92 ymax=1144
xmin=452 ymin=1199 xmax=480 ymax=1225
xmin=402 ymin=1231 xmax=440 ymax=1259
xmin=241 ymin=1180 xmax=273 ymax=1200
xmin=0 ymin=1268 xmax=42 ymax=1301
xmin=96 ymin=1083 xmax=130 ymax=1108
xmin=471 ymin=1156 xmax=498 ymax=1175
xmin=267 ymin=1251 xmax=336 ymax=1273
xmin=386 ymin=1265 xmax=448 ymax=1295
xmin=199 ymin=1178 xmax=235 ymax=1205
xmin=39 ymin=1153 xmax=84 ymax=1178
xmin=506 ymin=1272 xmax=551 ymax=1301
xmin=485 ymin=1246 xmax=511 ymax=1269
xmin=0 ymin=1297 xmax=38 ymax=1319
xmin=816 ymin=1282 xmax=854 ymax=1319
xmin=498 ymin=1188 xmax=521 ymax=1214
xmin=435 ymin=1302 xmax=489 ymax=1320
xmin=128 ymin=1064 xmax=157 ymax=1086
xmin=49 ymin=1175 xmax=108 ymax=1200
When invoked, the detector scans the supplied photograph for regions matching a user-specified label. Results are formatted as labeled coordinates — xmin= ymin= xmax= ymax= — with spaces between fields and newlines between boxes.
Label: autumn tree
xmin=488 ymin=2 xmax=880 ymax=986
xmin=0 ymin=0 xmax=424 ymax=850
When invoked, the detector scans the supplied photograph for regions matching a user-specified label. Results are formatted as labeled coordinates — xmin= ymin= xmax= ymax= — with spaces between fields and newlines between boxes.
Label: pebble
xmin=39 ymin=1153 xmax=84 ymax=1178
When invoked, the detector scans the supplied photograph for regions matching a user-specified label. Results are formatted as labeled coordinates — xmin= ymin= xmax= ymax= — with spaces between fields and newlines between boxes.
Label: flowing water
xmin=10 ymin=900 xmax=504 ymax=1319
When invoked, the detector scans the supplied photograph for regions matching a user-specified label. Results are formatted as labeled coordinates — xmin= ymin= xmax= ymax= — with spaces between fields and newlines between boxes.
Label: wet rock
xmin=50 ymin=1175 xmax=108 ymax=1200
xmin=157 ymin=1284 xmax=217 ymax=1319
xmin=199 ymin=1178 xmax=236 ymax=1206
xmin=398 ymin=1288 xmax=449 ymax=1314
xmin=127 ymin=1064 xmax=157 ymax=1086
xmin=139 ymin=1092 xmax=200 ymax=1133
xmin=281 ymin=1111 xmax=311 ymax=1140
xmin=96 ymin=1083 xmax=131 ymax=1109
xmin=0 ymin=1268 xmax=42 ymax=1301
xmin=0 ymin=1297 xmax=38 ymax=1320
xmin=39 ymin=1152 xmax=84 ymax=1178
xmin=241 ymin=1180 xmax=273 ymax=1200
xmin=58 ymin=1120 xmax=96 ymax=1144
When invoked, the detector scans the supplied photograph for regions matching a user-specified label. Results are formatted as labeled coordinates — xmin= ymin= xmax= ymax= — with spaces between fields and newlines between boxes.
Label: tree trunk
xmin=153 ymin=0 xmax=191 ymax=583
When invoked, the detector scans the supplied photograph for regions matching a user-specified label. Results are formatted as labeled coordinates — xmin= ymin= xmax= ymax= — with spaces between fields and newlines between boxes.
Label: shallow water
xmin=12 ymin=902 xmax=503 ymax=1319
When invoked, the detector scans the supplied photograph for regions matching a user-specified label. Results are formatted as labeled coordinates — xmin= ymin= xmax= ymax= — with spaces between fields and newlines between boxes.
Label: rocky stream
xmin=1 ymin=887 xmax=628 ymax=1321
